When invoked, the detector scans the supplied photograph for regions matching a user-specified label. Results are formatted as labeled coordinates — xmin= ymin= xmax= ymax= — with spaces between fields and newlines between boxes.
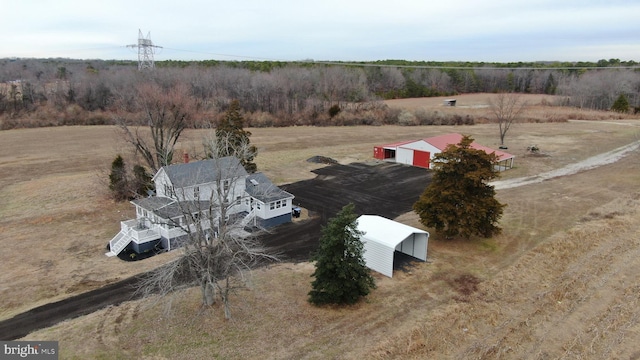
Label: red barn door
xmin=412 ymin=150 xmax=431 ymax=168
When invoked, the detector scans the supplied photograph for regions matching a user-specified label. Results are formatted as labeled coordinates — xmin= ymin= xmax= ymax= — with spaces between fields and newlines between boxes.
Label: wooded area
xmin=0 ymin=58 xmax=638 ymax=129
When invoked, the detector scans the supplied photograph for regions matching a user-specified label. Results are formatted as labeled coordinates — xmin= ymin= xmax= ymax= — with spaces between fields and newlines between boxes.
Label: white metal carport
xmin=356 ymin=215 xmax=429 ymax=278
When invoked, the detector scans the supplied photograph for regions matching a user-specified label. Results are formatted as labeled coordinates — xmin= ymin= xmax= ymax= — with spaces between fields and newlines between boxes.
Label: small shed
xmin=356 ymin=215 xmax=429 ymax=278
xmin=443 ymin=99 xmax=457 ymax=106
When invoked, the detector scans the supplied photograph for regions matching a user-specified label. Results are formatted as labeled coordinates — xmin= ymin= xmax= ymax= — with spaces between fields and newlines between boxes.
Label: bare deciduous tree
xmin=117 ymin=83 xmax=196 ymax=172
xmin=137 ymin=134 xmax=277 ymax=319
xmin=488 ymin=93 xmax=527 ymax=146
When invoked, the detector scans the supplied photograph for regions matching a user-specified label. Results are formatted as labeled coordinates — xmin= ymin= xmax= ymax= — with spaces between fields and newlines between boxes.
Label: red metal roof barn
xmin=373 ymin=133 xmax=515 ymax=170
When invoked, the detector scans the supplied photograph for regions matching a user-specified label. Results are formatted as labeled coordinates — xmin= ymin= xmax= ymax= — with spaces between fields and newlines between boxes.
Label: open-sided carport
xmin=356 ymin=215 xmax=429 ymax=277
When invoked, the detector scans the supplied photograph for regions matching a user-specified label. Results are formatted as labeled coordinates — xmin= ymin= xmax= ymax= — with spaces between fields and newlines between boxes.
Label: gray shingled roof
xmin=245 ymin=173 xmax=294 ymax=203
xmin=160 ymin=157 xmax=248 ymax=188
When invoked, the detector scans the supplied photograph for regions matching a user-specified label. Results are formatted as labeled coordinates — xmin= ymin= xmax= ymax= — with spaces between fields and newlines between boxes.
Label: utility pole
xmin=127 ymin=29 xmax=162 ymax=71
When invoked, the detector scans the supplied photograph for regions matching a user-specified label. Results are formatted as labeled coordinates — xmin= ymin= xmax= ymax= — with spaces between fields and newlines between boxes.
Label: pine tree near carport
xmin=413 ymin=135 xmax=505 ymax=239
xmin=309 ymin=203 xmax=376 ymax=305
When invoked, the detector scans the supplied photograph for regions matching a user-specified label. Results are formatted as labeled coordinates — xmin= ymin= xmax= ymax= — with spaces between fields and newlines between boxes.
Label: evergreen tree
xmin=611 ymin=94 xmax=630 ymax=113
xmin=215 ymin=99 xmax=258 ymax=173
xmin=413 ymin=135 xmax=505 ymax=239
xmin=132 ymin=164 xmax=153 ymax=197
xmin=309 ymin=203 xmax=376 ymax=305
xmin=109 ymin=155 xmax=129 ymax=201
xmin=543 ymin=73 xmax=557 ymax=95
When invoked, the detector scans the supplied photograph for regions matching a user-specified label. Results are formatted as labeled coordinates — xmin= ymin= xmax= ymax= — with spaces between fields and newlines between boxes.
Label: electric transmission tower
xmin=127 ymin=29 xmax=162 ymax=71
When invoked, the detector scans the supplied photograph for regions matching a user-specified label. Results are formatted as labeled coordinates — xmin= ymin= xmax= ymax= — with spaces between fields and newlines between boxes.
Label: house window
xmin=193 ymin=186 xmax=200 ymax=199
xmin=164 ymin=184 xmax=173 ymax=197
xmin=223 ymin=180 xmax=230 ymax=191
xmin=270 ymin=202 xmax=275 ymax=210
xmin=257 ymin=203 xmax=261 ymax=210
xmin=236 ymin=196 xmax=241 ymax=205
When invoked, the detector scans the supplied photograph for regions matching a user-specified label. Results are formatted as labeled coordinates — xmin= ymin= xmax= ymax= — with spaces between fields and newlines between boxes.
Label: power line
xmin=161 ymin=47 xmax=290 ymax=62
xmin=126 ymin=30 xmax=162 ymax=70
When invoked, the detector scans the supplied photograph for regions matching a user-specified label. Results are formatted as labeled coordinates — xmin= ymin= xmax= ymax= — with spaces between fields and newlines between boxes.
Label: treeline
xmin=0 ymin=58 xmax=638 ymax=129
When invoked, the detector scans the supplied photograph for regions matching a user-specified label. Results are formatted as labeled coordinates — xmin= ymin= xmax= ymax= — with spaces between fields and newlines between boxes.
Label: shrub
xmin=398 ymin=109 xmax=419 ymax=126
xmin=247 ymin=111 xmax=275 ymax=128
xmin=328 ymin=104 xmax=341 ymax=118
xmin=611 ymin=94 xmax=630 ymax=113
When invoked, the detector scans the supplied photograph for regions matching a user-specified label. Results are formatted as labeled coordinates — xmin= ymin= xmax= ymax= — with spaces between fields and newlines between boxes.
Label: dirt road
xmin=491 ymin=139 xmax=640 ymax=190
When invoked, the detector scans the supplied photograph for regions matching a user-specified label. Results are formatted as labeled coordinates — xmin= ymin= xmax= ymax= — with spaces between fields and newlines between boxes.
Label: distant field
xmin=384 ymin=93 xmax=559 ymax=108
xmin=1 ymin=103 xmax=640 ymax=358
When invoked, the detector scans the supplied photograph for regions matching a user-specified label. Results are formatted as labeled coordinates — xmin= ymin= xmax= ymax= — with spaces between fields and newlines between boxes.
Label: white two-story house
xmin=106 ymin=157 xmax=294 ymax=257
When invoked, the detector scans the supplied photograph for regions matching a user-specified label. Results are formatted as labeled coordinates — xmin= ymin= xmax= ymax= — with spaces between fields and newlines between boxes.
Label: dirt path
xmin=491 ymin=139 xmax=640 ymax=190
xmin=0 ymin=276 xmax=143 ymax=340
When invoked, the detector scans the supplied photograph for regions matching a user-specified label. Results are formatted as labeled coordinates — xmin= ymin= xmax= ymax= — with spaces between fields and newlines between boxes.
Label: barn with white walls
xmin=395 ymin=140 xmax=435 ymax=168
xmin=373 ymin=133 xmax=515 ymax=170
xmin=356 ymin=215 xmax=429 ymax=278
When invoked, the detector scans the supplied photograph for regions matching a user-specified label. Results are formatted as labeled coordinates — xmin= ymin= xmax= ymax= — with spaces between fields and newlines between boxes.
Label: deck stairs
xmin=105 ymin=230 xmax=133 ymax=257
xmin=240 ymin=208 xmax=257 ymax=227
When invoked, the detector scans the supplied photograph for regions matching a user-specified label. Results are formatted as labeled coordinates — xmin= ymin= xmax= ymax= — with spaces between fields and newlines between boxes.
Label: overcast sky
xmin=2 ymin=0 xmax=639 ymax=62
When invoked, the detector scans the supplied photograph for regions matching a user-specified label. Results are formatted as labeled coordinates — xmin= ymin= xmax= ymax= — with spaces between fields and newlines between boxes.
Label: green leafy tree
xmin=309 ymin=203 xmax=376 ymax=305
xmin=611 ymin=94 xmax=630 ymax=113
xmin=109 ymin=155 xmax=129 ymax=201
xmin=215 ymin=99 xmax=258 ymax=173
xmin=413 ymin=135 xmax=505 ymax=239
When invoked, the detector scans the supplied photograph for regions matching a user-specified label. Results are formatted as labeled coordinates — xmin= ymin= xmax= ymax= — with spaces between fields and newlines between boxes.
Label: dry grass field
xmin=2 ymin=94 xmax=640 ymax=358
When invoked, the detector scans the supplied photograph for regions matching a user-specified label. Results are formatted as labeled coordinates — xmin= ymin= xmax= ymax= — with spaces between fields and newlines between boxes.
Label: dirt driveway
xmin=259 ymin=161 xmax=430 ymax=261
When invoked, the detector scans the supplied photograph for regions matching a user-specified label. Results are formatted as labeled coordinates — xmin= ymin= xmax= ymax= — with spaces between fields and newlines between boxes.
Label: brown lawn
xmin=2 ymin=97 xmax=640 ymax=358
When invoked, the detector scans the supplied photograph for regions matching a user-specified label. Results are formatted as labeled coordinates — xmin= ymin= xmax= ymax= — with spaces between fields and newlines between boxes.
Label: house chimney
xmin=183 ymin=152 xmax=189 ymax=163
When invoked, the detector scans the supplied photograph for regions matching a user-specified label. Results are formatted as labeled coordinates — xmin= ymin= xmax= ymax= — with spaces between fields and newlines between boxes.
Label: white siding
xmin=395 ymin=233 xmax=428 ymax=261
xmin=154 ymin=169 xmax=171 ymax=197
xmin=396 ymin=140 xmax=443 ymax=166
xmin=265 ymin=197 xmax=293 ymax=219
xmin=253 ymin=200 xmax=266 ymax=218
xmin=356 ymin=215 xmax=429 ymax=278
xmin=169 ymin=176 xmax=248 ymax=213
xmin=361 ymin=237 xmax=395 ymax=278
xmin=396 ymin=147 xmax=414 ymax=165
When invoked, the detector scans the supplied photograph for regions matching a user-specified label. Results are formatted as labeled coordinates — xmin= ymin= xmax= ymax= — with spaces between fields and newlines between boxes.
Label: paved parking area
xmin=263 ymin=162 xmax=431 ymax=261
